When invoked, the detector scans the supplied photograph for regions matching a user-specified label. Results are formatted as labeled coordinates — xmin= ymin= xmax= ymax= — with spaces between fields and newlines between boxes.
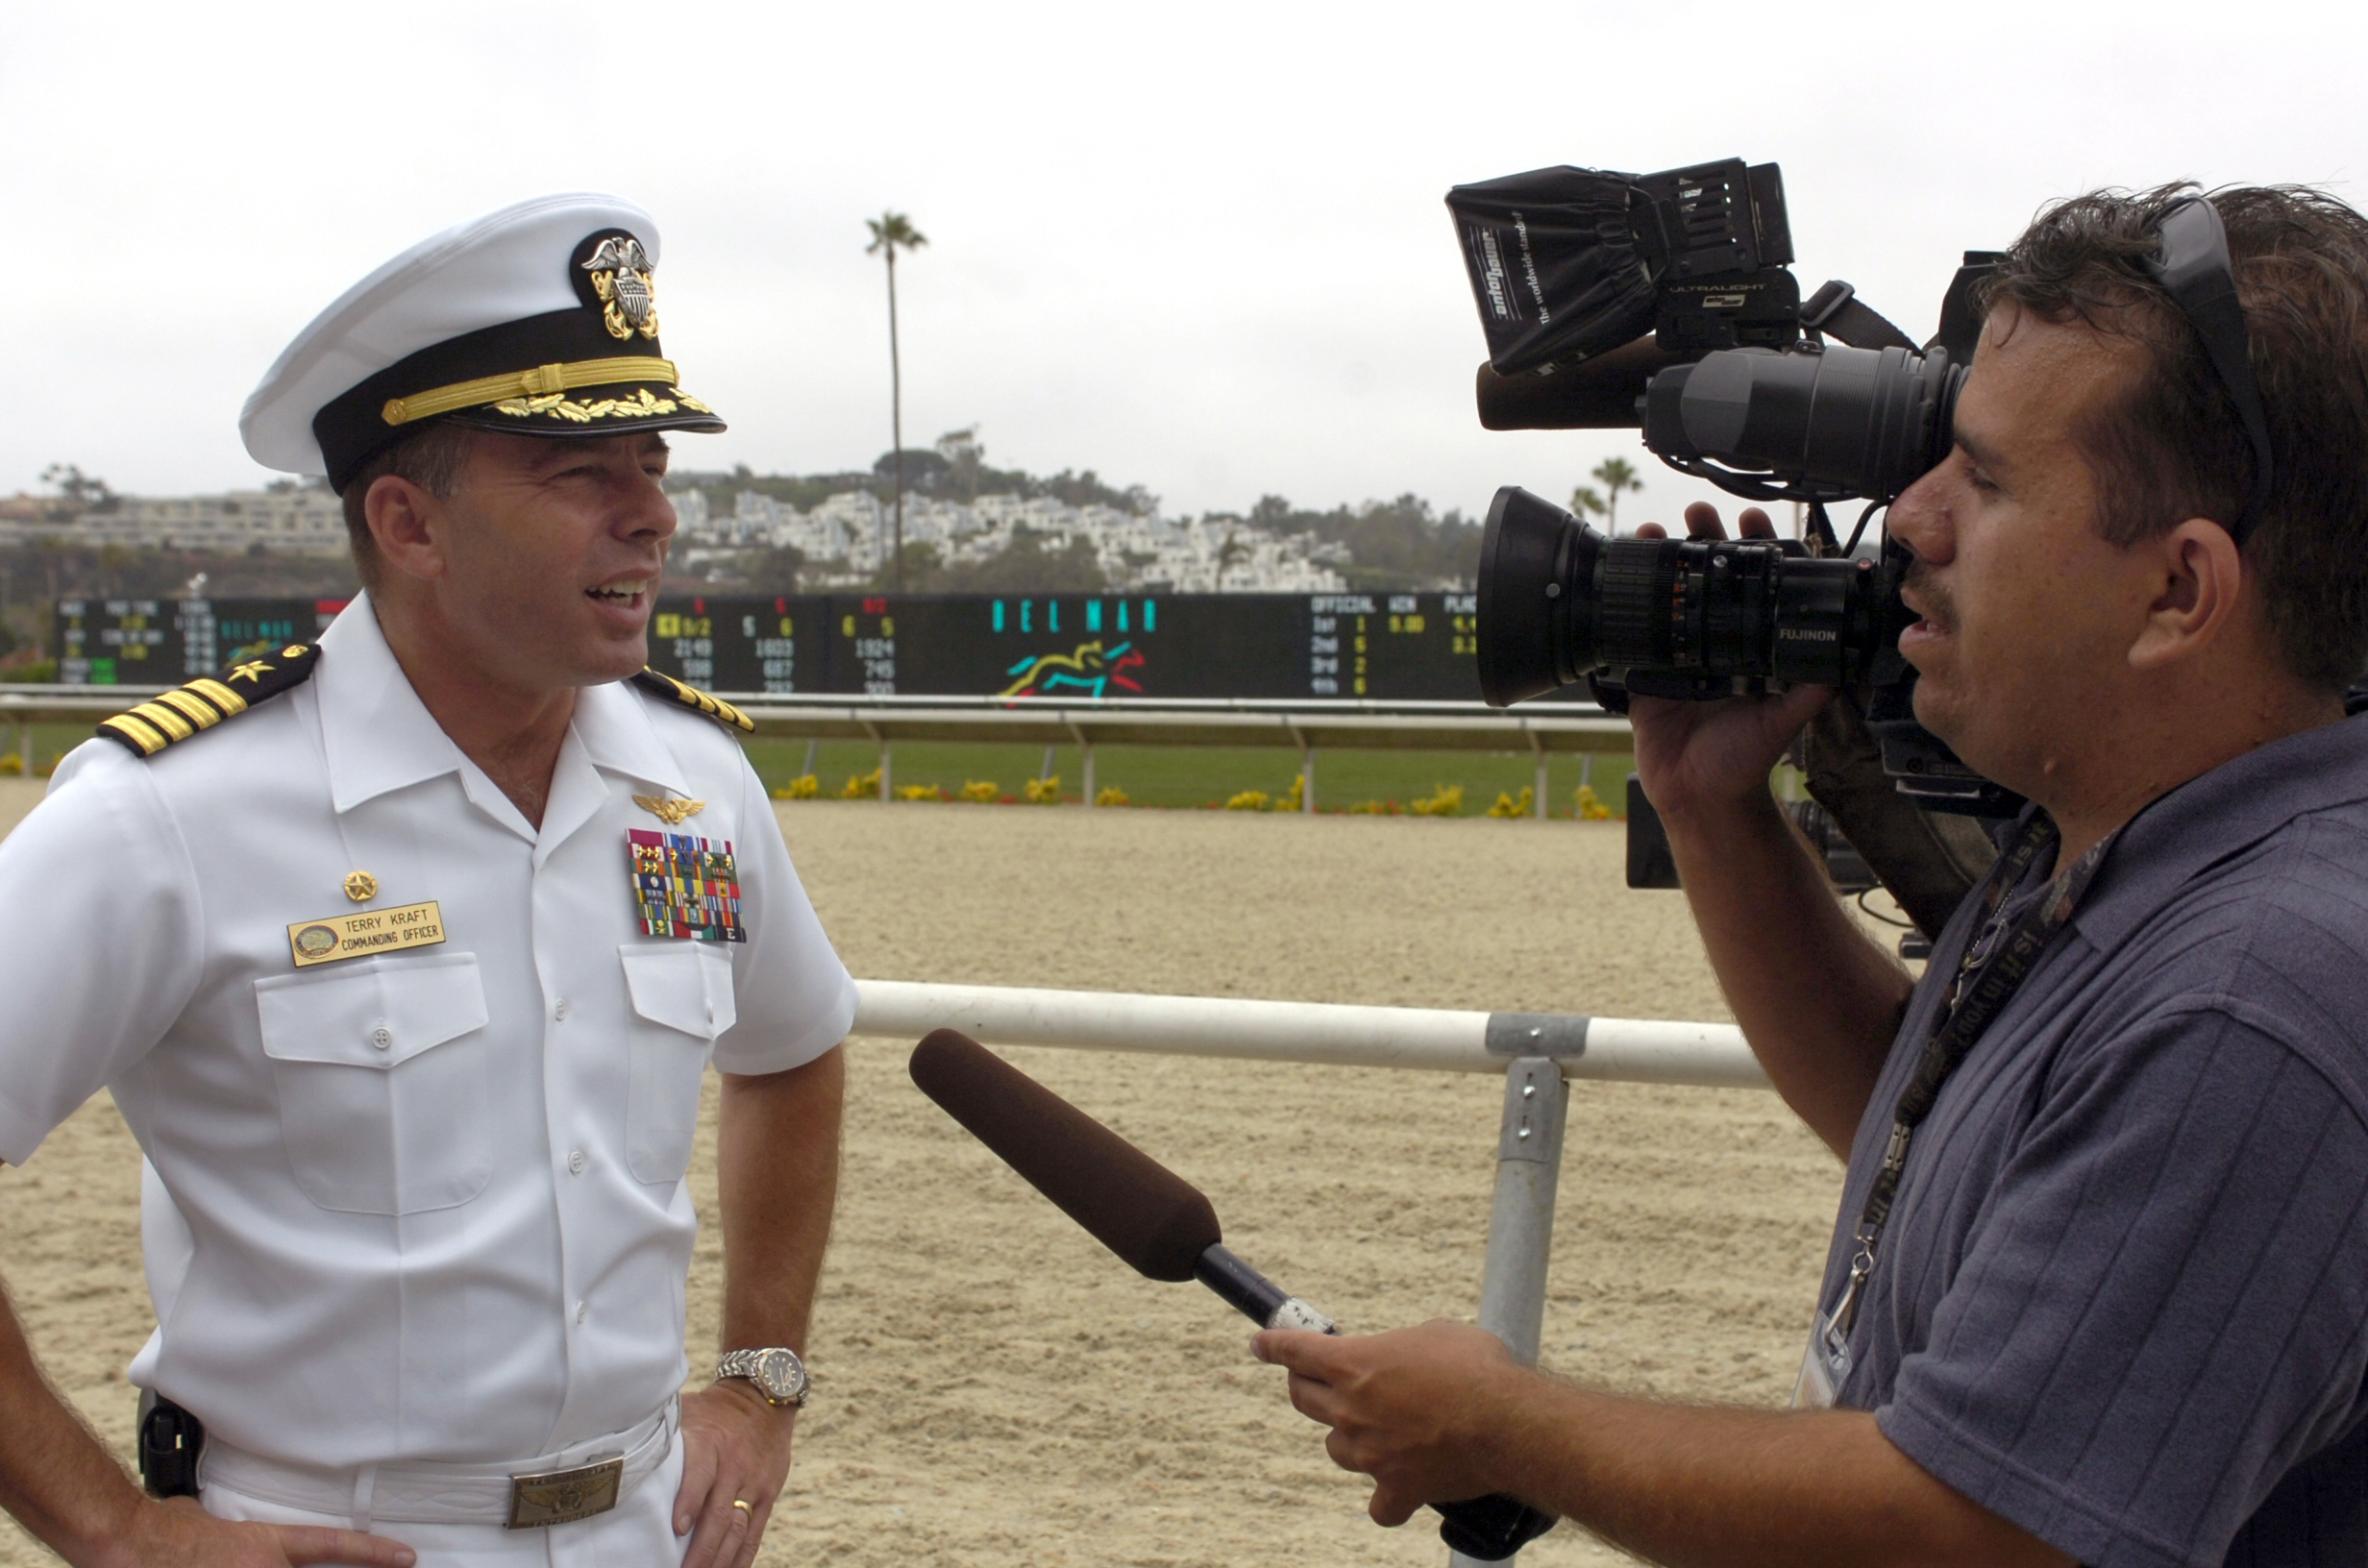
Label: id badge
xmin=1791 ymin=1307 xmax=1845 ymax=1409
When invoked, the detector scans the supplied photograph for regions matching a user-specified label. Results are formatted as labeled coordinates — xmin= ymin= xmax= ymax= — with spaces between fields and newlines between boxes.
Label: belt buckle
xmin=506 ymin=1456 xmax=624 ymax=1529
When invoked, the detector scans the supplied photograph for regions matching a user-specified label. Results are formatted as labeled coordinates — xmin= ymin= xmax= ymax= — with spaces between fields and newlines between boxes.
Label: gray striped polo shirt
xmin=1822 ymin=715 xmax=2368 ymax=1568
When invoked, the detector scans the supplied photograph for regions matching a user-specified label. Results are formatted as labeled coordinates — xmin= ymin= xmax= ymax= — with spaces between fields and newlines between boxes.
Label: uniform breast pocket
xmin=620 ymin=944 xmax=737 ymax=1185
xmin=255 ymin=953 xmax=493 ymax=1215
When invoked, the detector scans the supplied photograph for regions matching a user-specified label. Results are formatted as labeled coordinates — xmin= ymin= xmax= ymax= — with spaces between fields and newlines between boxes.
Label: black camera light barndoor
xmin=1445 ymin=166 xmax=1660 ymax=377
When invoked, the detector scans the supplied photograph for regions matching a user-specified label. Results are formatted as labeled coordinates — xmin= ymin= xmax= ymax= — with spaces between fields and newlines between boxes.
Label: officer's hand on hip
xmin=676 ymin=1382 xmax=797 ymax=1568
xmin=98 ymin=1495 xmax=414 ymax=1568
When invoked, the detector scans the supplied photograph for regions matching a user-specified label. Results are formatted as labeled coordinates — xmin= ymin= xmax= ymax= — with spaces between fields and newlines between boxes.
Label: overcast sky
xmin=5 ymin=0 xmax=2361 ymax=532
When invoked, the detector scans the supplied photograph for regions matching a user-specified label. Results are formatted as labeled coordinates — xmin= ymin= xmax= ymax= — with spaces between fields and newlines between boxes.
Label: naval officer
xmin=0 ymin=194 xmax=854 ymax=1567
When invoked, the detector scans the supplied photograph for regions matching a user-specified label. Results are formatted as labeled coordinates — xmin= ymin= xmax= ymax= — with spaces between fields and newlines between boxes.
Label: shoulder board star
xmin=630 ymin=669 xmax=753 ymax=734
xmin=97 ymin=644 xmax=322 ymax=758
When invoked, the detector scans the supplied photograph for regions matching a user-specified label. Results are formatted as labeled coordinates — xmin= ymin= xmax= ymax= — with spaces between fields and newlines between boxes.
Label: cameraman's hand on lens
xmin=1628 ymin=502 xmax=1831 ymax=829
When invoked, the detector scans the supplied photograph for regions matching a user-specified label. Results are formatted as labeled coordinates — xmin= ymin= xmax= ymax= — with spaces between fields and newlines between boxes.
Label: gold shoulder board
xmin=629 ymin=668 xmax=753 ymax=734
xmin=97 ymin=644 xmax=324 ymax=758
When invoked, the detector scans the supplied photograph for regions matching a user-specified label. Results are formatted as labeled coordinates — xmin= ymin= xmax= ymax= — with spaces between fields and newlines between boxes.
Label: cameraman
xmin=1257 ymin=183 xmax=2368 ymax=1567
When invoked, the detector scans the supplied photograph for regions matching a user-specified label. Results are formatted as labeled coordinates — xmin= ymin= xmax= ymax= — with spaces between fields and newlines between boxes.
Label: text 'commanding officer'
xmin=0 ymin=195 xmax=856 ymax=1568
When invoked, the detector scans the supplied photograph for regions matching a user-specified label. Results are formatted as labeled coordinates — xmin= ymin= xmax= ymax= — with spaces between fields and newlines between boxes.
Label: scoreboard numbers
xmin=56 ymin=598 xmax=350 ymax=682
xmin=59 ymin=592 xmax=1526 ymax=701
xmin=642 ymin=592 xmax=1492 ymax=699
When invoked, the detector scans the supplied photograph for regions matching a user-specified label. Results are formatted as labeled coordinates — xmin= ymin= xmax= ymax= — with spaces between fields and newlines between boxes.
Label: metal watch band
xmin=716 ymin=1346 xmax=810 ymax=1408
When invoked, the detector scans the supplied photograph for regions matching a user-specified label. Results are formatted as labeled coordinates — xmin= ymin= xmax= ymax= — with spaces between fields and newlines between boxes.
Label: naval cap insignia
xmin=581 ymin=234 xmax=659 ymax=342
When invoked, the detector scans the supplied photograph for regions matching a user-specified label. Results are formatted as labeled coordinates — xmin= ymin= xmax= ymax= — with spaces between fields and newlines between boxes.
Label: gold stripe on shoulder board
xmin=100 ymin=710 xmax=172 ymax=756
xmin=629 ymin=669 xmax=754 ymax=734
xmin=95 ymin=644 xmax=322 ymax=758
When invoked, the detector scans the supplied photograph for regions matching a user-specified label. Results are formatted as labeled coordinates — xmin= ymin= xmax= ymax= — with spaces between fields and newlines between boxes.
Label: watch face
xmin=755 ymin=1348 xmax=806 ymax=1402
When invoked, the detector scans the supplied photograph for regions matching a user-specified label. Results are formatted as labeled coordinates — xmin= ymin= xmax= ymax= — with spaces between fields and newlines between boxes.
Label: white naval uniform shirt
xmin=0 ymin=597 xmax=855 ymax=1470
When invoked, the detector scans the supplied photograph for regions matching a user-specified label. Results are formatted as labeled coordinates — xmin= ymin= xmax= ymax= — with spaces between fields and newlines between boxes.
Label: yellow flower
xmin=1486 ymin=786 xmax=1535 ymax=819
xmin=1410 ymin=784 xmax=1464 ymax=818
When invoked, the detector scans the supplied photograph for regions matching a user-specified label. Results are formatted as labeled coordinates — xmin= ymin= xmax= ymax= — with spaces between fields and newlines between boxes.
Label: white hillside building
xmin=0 ymin=488 xmax=347 ymax=553
xmin=678 ymin=486 xmax=1353 ymax=594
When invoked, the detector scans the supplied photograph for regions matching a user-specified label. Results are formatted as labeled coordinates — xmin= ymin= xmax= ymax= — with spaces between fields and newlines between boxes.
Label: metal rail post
xmin=1530 ymin=736 xmax=1548 ymax=821
xmin=1071 ymin=721 xmax=1097 ymax=808
xmin=877 ymin=740 xmax=893 ymax=802
xmin=1302 ymin=745 xmax=1316 ymax=815
xmin=1447 ymin=1056 xmax=1569 ymax=1568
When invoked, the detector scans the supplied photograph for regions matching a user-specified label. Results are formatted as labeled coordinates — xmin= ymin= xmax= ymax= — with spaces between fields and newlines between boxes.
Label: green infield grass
xmin=4 ymin=720 xmax=1635 ymax=819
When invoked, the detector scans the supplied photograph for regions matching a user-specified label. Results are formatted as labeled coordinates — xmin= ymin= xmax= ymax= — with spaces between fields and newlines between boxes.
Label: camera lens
xmin=1475 ymin=486 xmax=1883 ymax=707
xmin=1640 ymin=343 xmax=1962 ymax=501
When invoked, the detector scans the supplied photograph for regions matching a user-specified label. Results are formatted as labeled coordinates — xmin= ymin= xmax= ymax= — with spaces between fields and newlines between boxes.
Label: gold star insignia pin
xmin=227 ymin=659 xmax=275 ymax=683
xmin=634 ymin=794 xmax=705 ymax=825
xmin=344 ymin=870 xmax=378 ymax=902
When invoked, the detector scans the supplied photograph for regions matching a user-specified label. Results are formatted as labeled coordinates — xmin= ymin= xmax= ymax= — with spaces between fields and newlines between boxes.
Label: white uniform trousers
xmin=201 ymin=1432 xmax=689 ymax=1568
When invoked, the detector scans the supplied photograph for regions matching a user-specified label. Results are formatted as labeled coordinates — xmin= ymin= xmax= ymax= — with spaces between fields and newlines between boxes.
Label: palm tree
xmin=1568 ymin=485 xmax=1607 ymax=524
xmin=865 ymin=211 xmax=928 ymax=590
xmin=1591 ymin=455 xmax=1644 ymax=536
xmin=1216 ymin=529 xmax=1249 ymax=585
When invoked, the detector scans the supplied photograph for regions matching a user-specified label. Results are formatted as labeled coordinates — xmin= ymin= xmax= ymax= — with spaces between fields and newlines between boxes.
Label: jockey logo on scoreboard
xmin=999 ymin=640 xmax=1147 ymax=700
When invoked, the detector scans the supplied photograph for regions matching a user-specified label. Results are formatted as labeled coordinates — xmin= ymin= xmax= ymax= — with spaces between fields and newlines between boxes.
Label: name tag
xmin=287 ymin=901 xmax=447 ymax=968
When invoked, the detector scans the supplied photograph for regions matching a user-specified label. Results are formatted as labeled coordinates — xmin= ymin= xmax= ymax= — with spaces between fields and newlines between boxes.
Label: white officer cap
xmin=241 ymin=192 xmax=725 ymax=490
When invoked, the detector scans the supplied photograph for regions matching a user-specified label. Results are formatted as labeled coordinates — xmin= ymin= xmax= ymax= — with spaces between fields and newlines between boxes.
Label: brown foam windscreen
xmin=909 ymin=1029 xmax=1221 ymax=1282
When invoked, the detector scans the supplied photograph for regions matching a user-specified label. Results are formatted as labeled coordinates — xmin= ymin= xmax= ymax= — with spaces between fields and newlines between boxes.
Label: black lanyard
xmin=1820 ymin=812 xmax=2118 ymax=1366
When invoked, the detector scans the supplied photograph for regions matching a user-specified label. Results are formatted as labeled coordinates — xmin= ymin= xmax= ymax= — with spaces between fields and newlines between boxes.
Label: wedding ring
xmin=731 ymin=1499 xmax=752 ymax=1515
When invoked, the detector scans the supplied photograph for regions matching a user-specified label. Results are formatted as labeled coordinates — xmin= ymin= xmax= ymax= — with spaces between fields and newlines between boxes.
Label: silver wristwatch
xmin=717 ymin=1347 xmax=810 ymax=1409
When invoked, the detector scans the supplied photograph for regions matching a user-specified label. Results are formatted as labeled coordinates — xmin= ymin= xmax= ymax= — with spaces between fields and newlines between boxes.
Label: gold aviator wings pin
xmin=633 ymin=795 xmax=705 ymax=825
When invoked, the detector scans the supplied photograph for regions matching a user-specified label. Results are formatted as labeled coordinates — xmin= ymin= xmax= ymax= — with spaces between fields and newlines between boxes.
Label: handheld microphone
xmin=909 ymin=1029 xmax=1558 ymax=1562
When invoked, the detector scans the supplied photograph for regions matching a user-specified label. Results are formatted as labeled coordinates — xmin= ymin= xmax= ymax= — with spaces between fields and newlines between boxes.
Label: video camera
xmin=1444 ymin=159 xmax=2013 ymax=818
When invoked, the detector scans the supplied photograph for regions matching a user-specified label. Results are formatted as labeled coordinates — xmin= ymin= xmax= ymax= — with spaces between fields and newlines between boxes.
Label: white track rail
xmin=2 ymin=687 xmax=1632 ymax=816
xmin=851 ymin=979 xmax=1768 ymax=1090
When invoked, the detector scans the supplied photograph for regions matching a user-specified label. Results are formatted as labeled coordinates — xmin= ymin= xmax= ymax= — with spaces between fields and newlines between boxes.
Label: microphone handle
xmin=1193 ymin=1245 xmax=1558 ymax=1561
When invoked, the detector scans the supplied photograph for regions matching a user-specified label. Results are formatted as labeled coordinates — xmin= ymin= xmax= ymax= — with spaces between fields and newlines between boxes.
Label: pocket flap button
xmin=371 ymin=1025 xmax=394 ymax=1051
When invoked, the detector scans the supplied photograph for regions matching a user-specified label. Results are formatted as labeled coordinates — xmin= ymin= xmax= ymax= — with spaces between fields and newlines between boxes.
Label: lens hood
xmin=1477 ymin=486 xmax=1593 ymax=707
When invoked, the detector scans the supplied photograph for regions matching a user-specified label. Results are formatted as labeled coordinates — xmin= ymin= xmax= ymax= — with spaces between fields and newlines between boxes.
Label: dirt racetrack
xmin=0 ymin=780 xmax=1850 ymax=1567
